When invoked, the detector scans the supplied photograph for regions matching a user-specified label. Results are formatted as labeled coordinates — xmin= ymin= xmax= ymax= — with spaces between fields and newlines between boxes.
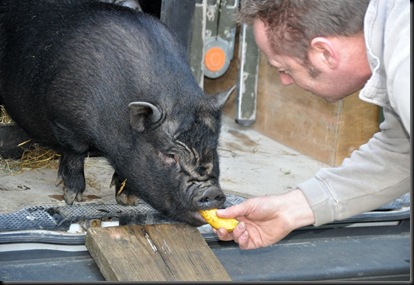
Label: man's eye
xmin=279 ymin=70 xmax=291 ymax=75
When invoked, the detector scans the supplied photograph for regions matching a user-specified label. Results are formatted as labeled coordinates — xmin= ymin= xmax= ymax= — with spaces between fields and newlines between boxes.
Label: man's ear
xmin=309 ymin=37 xmax=339 ymax=69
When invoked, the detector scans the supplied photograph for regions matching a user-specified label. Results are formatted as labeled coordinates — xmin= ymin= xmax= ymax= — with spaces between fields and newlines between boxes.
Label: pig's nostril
xmin=215 ymin=195 xmax=226 ymax=202
xmin=199 ymin=197 xmax=209 ymax=203
xmin=199 ymin=195 xmax=224 ymax=203
xmin=195 ymin=187 xmax=226 ymax=208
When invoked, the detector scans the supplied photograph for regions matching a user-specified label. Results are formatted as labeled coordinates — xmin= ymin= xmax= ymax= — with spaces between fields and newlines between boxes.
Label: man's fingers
xmin=237 ymin=231 xmax=250 ymax=249
xmin=216 ymin=222 xmax=246 ymax=241
xmin=217 ymin=202 xmax=247 ymax=219
xmin=216 ymin=228 xmax=233 ymax=241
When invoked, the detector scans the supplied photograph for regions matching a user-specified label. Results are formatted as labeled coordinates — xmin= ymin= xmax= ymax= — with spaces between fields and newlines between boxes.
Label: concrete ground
xmin=0 ymin=115 xmax=326 ymax=214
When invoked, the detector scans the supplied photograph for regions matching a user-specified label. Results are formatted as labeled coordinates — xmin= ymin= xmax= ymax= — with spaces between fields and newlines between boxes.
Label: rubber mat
xmin=0 ymin=194 xmax=246 ymax=232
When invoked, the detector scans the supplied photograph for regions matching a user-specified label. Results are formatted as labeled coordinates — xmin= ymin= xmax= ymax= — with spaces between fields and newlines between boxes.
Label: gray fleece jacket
xmin=298 ymin=0 xmax=410 ymax=226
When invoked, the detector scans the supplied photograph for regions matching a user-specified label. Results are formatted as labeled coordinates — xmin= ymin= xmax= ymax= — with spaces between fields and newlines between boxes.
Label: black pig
xmin=0 ymin=0 xmax=233 ymax=226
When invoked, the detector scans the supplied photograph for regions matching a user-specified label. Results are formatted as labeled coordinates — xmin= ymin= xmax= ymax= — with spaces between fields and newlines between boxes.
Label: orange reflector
xmin=204 ymin=46 xmax=226 ymax=72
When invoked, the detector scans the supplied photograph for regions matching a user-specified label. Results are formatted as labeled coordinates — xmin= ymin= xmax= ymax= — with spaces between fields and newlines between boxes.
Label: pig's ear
xmin=128 ymin=102 xmax=162 ymax=132
xmin=209 ymin=85 xmax=236 ymax=110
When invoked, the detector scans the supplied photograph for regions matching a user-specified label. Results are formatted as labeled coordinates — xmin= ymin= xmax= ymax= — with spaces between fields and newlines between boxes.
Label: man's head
xmin=237 ymin=0 xmax=372 ymax=102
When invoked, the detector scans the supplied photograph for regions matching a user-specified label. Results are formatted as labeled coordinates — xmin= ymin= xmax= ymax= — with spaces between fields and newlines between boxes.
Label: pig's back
xmin=0 ymin=0 xmax=193 ymax=146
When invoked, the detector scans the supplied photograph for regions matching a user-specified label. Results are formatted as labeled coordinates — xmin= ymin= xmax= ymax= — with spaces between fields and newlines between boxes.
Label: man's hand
xmin=214 ymin=189 xmax=315 ymax=250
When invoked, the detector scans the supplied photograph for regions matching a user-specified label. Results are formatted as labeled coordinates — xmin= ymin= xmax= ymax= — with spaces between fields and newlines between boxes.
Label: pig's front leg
xmin=56 ymin=151 xmax=86 ymax=205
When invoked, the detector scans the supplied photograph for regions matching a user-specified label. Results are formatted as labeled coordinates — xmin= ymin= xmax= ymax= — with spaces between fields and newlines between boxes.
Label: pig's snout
xmin=192 ymin=185 xmax=226 ymax=209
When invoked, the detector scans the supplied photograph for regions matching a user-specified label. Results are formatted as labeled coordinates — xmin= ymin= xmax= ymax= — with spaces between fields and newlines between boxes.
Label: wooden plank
xmin=85 ymin=224 xmax=232 ymax=281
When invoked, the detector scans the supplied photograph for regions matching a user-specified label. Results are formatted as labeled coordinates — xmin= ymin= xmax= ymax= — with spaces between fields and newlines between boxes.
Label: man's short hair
xmin=237 ymin=0 xmax=370 ymax=66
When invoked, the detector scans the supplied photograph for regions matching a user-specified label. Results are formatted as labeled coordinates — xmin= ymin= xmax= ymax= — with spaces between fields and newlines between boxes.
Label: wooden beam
xmin=85 ymin=224 xmax=232 ymax=281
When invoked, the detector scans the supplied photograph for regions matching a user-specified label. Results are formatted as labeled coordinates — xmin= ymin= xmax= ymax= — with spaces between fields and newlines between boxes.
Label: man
xmin=215 ymin=0 xmax=410 ymax=250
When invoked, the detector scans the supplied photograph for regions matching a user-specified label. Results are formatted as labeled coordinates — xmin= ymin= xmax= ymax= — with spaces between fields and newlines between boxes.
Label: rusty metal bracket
xmin=236 ymin=23 xmax=260 ymax=126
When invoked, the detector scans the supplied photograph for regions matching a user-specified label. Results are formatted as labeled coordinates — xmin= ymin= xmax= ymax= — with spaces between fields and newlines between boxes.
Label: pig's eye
xmin=197 ymin=166 xmax=208 ymax=176
xmin=162 ymin=153 xmax=177 ymax=165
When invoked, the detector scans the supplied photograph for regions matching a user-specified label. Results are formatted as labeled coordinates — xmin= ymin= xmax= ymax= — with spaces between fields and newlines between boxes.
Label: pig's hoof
xmin=63 ymin=189 xmax=76 ymax=205
xmin=116 ymin=192 xmax=139 ymax=206
xmin=63 ymin=188 xmax=83 ymax=205
xmin=55 ymin=177 xmax=64 ymax=187
xmin=76 ymin=192 xmax=84 ymax=202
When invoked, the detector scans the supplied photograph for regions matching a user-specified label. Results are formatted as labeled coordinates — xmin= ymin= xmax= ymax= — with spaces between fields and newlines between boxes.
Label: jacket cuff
xmin=296 ymin=177 xmax=336 ymax=227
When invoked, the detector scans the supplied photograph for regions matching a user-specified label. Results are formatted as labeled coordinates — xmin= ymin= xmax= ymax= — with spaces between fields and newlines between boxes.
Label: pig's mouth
xmin=191 ymin=210 xmax=208 ymax=225
xmin=174 ymin=210 xmax=208 ymax=227
xmin=179 ymin=185 xmax=226 ymax=227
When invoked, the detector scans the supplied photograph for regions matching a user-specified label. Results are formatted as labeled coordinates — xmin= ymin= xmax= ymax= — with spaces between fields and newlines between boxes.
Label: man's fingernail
xmin=216 ymin=209 xmax=225 ymax=215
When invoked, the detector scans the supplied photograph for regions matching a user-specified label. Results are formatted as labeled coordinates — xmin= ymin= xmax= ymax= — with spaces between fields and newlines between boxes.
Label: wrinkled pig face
xmin=124 ymin=89 xmax=233 ymax=226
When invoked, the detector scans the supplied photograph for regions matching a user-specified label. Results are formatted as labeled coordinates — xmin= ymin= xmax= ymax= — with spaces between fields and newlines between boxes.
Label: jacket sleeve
xmin=297 ymin=106 xmax=410 ymax=226
xmin=386 ymin=35 xmax=410 ymax=136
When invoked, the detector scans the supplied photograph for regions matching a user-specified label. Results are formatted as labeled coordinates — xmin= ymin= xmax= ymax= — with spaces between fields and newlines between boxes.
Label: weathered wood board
xmin=85 ymin=224 xmax=232 ymax=281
